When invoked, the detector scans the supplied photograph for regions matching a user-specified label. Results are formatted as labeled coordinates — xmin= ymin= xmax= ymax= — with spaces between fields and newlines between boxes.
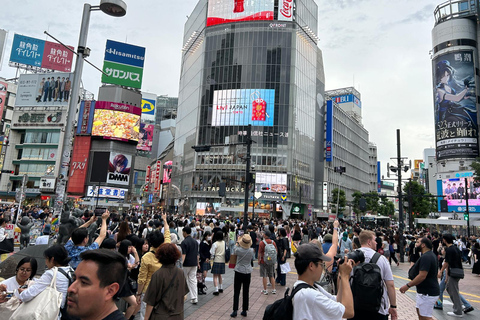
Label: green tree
xmin=352 ymin=191 xmax=365 ymax=215
xmin=331 ymin=188 xmax=346 ymax=215
xmin=378 ymin=195 xmax=395 ymax=216
xmin=470 ymin=157 xmax=480 ymax=181
xmin=365 ymin=191 xmax=379 ymax=214
xmin=403 ymin=180 xmax=437 ymax=228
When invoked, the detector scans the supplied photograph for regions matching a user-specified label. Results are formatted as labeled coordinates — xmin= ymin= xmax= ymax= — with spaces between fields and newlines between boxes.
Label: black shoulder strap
xmin=57 ymin=267 xmax=72 ymax=283
xmin=291 ymin=282 xmax=314 ymax=298
xmin=154 ymin=270 xmax=178 ymax=310
xmin=370 ymin=252 xmax=381 ymax=264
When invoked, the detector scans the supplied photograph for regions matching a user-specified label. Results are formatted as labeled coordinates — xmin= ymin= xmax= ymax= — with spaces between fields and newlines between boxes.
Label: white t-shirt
xmin=1 ymin=276 xmax=22 ymax=291
xmin=292 ymin=280 xmax=345 ymax=320
xmin=356 ymin=247 xmax=394 ymax=315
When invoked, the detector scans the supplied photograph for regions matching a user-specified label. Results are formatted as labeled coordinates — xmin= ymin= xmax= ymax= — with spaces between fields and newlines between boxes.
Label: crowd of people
xmin=0 ymin=206 xmax=479 ymax=319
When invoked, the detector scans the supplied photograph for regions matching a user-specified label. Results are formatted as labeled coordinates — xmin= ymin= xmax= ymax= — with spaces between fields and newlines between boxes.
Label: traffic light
xmin=191 ymin=145 xmax=211 ymax=152
xmin=464 ymin=213 xmax=469 ymax=221
xmin=1 ymin=170 xmax=14 ymax=174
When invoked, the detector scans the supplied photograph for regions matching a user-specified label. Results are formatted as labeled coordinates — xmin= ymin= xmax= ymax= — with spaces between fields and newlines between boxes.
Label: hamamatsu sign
xmin=101 ymin=40 xmax=146 ymax=89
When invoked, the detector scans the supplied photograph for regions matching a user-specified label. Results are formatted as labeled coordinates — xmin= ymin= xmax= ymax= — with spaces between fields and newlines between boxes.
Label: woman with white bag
xmin=13 ymin=245 xmax=72 ymax=320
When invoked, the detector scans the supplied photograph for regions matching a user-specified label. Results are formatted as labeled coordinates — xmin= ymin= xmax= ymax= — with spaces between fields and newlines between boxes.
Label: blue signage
xmin=148 ymin=194 xmax=153 ymax=203
xmin=377 ymin=161 xmax=381 ymax=192
xmin=325 ymin=100 xmax=333 ymax=162
xmin=141 ymin=98 xmax=155 ymax=115
xmin=104 ymin=40 xmax=146 ymax=68
xmin=332 ymin=94 xmax=361 ymax=108
xmin=10 ymin=34 xmax=45 ymax=67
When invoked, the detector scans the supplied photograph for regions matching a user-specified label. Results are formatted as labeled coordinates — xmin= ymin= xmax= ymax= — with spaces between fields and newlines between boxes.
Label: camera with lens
xmin=335 ymin=249 xmax=365 ymax=265
xmin=94 ymin=208 xmax=106 ymax=216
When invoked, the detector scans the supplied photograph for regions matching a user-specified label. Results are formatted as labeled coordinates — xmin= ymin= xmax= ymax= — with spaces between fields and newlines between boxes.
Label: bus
xmin=360 ymin=215 xmax=391 ymax=229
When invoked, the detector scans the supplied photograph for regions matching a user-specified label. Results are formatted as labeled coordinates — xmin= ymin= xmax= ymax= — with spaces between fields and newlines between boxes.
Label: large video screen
xmin=255 ymin=172 xmax=287 ymax=193
xmin=212 ymin=89 xmax=275 ymax=127
xmin=433 ymin=50 xmax=478 ymax=160
xmin=92 ymin=101 xmax=141 ymax=142
xmin=137 ymin=123 xmax=154 ymax=151
xmin=207 ymin=0 xmax=274 ymax=27
xmin=438 ymin=173 xmax=480 ymax=212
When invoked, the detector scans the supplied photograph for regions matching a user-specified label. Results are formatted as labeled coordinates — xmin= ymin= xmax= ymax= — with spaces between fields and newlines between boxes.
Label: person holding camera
xmin=65 ymin=209 xmax=110 ymax=270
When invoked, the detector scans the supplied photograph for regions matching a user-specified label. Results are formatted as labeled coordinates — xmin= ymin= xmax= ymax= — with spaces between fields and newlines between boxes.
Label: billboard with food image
xmin=92 ymin=101 xmax=141 ymax=142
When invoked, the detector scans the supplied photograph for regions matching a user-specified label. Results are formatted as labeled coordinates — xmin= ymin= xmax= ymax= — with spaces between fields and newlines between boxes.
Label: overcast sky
xmin=0 ymin=0 xmax=441 ymax=178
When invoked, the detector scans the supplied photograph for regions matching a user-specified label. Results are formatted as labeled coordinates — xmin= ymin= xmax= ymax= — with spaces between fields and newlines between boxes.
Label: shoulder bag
xmin=10 ymin=267 xmax=63 ymax=320
xmin=449 ymin=267 xmax=465 ymax=279
xmin=153 ymin=271 xmax=178 ymax=312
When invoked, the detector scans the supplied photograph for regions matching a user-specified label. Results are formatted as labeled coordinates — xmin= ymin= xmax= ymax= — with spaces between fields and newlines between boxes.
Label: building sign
xmin=212 ymin=89 xmax=275 ymax=127
xmin=107 ymin=152 xmax=131 ymax=186
xmin=332 ymin=94 xmax=361 ymax=108
xmin=0 ymin=80 xmax=7 ymax=123
xmin=145 ymin=165 xmax=151 ymax=192
xmin=77 ymin=100 xmax=95 ymax=135
xmin=278 ymin=0 xmax=294 ymax=21
xmin=414 ymin=159 xmax=423 ymax=170
xmin=67 ymin=136 xmax=91 ymax=194
xmin=0 ymin=29 xmax=7 ymax=71
xmin=13 ymin=111 xmax=64 ymax=127
xmin=102 ymin=40 xmax=146 ymax=89
xmin=163 ymin=160 xmax=172 ymax=183
xmin=154 ymin=160 xmax=161 ymax=192
xmin=9 ymin=34 xmax=74 ymax=72
xmin=141 ymin=93 xmax=156 ymax=123
xmin=39 ymin=177 xmax=56 ymax=193
xmin=325 ymin=100 xmax=333 ymax=162
xmin=137 ymin=123 xmax=154 ymax=151
xmin=433 ymin=50 xmax=478 ymax=160
xmin=15 ymin=72 xmax=73 ymax=107
xmin=437 ymin=171 xmax=480 ymax=212
xmin=92 ymin=101 xmax=141 ymax=142
xmin=207 ymin=0 xmax=275 ymax=27
xmin=255 ymin=172 xmax=287 ymax=193
xmin=87 ymin=185 xmax=127 ymax=199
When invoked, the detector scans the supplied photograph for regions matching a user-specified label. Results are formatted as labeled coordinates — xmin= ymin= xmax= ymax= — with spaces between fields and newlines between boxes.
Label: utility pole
xmin=243 ymin=125 xmax=252 ymax=232
xmin=396 ymin=129 xmax=406 ymax=263
xmin=465 ymin=177 xmax=471 ymax=237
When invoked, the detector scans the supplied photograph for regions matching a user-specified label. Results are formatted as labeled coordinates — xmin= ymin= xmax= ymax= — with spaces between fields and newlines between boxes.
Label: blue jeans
xmin=437 ymin=270 xmax=472 ymax=308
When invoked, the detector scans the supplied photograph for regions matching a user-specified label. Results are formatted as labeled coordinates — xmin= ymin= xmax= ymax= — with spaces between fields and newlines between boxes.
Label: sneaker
xmin=191 ymin=298 xmax=198 ymax=304
xmin=219 ymin=288 xmax=224 ymax=293
xmin=213 ymin=291 xmax=219 ymax=296
xmin=230 ymin=311 xmax=237 ymax=318
xmin=434 ymin=304 xmax=443 ymax=310
xmin=262 ymin=289 xmax=268 ymax=295
xmin=447 ymin=312 xmax=464 ymax=318
xmin=241 ymin=311 xmax=247 ymax=317
xmin=271 ymin=289 xmax=277 ymax=294
xmin=463 ymin=306 xmax=474 ymax=314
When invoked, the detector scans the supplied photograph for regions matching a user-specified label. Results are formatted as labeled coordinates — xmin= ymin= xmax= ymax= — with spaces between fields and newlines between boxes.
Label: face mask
xmin=207 ymin=237 xmax=212 ymax=241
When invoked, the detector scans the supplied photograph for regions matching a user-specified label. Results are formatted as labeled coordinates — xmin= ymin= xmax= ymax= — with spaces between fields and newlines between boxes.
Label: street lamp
xmin=54 ymin=0 xmax=127 ymax=221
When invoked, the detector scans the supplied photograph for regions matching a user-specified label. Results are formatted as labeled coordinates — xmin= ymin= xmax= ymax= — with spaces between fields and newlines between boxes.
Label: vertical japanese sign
xmin=145 ymin=165 xmax=151 ymax=192
xmin=76 ymin=100 xmax=95 ymax=135
xmin=163 ymin=160 xmax=172 ymax=183
xmin=433 ymin=50 xmax=478 ymax=160
xmin=9 ymin=34 xmax=74 ymax=72
xmin=325 ymin=100 xmax=333 ymax=162
xmin=0 ymin=80 xmax=7 ymax=123
xmin=154 ymin=160 xmax=161 ymax=193
xmin=101 ymin=40 xmax=146 ymax=89
xmin=67 ymin=136 xmax=91 ymax=194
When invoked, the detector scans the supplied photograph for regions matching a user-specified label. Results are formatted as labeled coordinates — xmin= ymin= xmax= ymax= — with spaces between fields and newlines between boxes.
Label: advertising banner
xmin=0 ymin=29 xmax=7 ymax=71
xmin=137 ymin=123 xmax=154 ymax=151
xmin=141 ymin=93 xmax=156 ymax=123
xmin=433 ymin=50 xmax=478 ymax=160
xmin=438 ymin=171 xmax=480 ymax=212
xmin=154 ymin=160 xmax=161 ymax=193
xmin=16 ymin=73 xmax=73 ymax=107
xmin=67 ymin=136 xmax=91 ymax=194
xmin=163 ymin=160 xmax=172 ymax=183
xmin=87 ymin=185 xmax=127 ymax=199
xmin=77 ymin=100 xmax=95 ymax=135
xmin=92 ymin=101 xmax=141 ymax=142
xmin=207 ymin=0 xmax=274 ymax=26
xmin=145 ymin=165 xmax=151 ymax=192
xmin=196 ymin=202 xmax=220 ymax=216
xmin=255 ymin=172 xmax=287 ymax=193
xmin=107 ymin=152 xmax=132 ymax=186
xmin=278 ymin=0 xmax=294 ymax=21
xmin=9 ymin=34 xmax=74 ymax=72
xmin=212 ymin=89 xmax=275 ymax=126
xmin=102 ymin=40 xmax=146 ymax=89
xmin=0 ymin=80 xmax=7 ymax=123
xmin=325 ymin=100 xmax=333 ymax=162
xmin=332 ymin=94 xmax=361 ymax=108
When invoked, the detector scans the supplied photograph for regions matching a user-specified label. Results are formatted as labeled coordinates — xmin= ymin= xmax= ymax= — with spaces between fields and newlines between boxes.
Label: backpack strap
xmin=370 ymin=252 xmax=381 ymax=264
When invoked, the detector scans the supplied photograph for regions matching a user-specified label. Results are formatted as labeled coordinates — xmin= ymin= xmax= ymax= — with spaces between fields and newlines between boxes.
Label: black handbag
xmin=0 ymin=238 xmax=14 ymax=253
xmin=449 ymin=267 xmax=465 ymax=279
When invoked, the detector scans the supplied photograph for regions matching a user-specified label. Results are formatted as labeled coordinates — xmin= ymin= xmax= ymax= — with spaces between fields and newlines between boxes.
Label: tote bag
xmin=10 ymin=267 xmax=63 ymax=320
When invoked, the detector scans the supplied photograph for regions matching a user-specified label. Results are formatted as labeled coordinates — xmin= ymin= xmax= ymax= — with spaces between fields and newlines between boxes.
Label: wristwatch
xmin=390 ymin=305 xmax=397 ymax=308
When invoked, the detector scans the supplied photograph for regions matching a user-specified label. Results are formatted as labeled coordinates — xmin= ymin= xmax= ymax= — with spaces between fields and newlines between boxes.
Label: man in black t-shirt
xmin=181 ymin=226 xmax=199 ymax=304
xmin=400 ymin=237 xmax=439 ymax=319
xmin=438 ymin=234 xmax=463 ymax=317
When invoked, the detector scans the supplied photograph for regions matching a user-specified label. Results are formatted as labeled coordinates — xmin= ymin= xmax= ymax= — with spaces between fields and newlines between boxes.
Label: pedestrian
xmin=472 ymin=242 xmax=480 ymax=276
xmin=389 ymin=238 xmax=400 ymax=266
xmin=400 ymin=237 xmax=440 ymax=320
xmin=66 ymin=249 xmax=127 ymax=320
xmin=198 ymin=231 xmax=212 ymax=295
xmin=291 ymin=243 xmax=354 ymax=319
xmin=181 ymin=225 xmax=199 ymax=304
xmin=117 ymin=239 xmax=139 ymax=320
xmin=259 ymin=230 xmax=277 ymax=295
xmin=210 ymin=230 xmax=226 ymax=296
xmin=275 ymin=228 xmax=289 ymax=286
xmin=230 ymin=234 xmax=254 ymax=318
xmin=351 ymin=230 xmax=398 ymax=320
xmin=339 ymin=231 xmax=353 ymax=257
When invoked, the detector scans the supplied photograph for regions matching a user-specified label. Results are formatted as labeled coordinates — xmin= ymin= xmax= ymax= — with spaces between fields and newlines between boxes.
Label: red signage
xmin=67 ymin=136 xmax=91 ymax=194
xmin=42 ymin=41 xmax=75 ymax=72
xmin=145 ymin=165 xmax=151 ymax=192
xmin=0 ymin=81 xmax=7 ymax=123
xmin=154 ymin=160 xmax=161 ymax=192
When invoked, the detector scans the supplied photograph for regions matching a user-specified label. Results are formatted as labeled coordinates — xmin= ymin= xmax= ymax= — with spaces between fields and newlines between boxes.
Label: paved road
xmin=183 ymin=259 xmax=480 ymax=320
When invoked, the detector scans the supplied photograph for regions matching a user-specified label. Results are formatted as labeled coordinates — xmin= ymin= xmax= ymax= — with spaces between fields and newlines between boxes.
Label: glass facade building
xmin=173 ymin=0 xmax=325 ymax=217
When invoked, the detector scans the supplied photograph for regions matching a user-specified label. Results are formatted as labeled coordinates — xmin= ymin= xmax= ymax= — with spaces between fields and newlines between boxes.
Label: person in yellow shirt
xmin=136 ymin=214 xmax=170 ymax=320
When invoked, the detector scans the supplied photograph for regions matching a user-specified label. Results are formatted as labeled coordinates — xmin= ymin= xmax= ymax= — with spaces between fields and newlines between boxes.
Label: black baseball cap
xmin=295 ymin=243 xmax=332 ymax=262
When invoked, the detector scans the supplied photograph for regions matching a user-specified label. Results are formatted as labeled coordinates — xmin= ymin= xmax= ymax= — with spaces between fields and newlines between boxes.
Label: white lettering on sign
xmin=278 ymin=0 xmax=294 ymax=21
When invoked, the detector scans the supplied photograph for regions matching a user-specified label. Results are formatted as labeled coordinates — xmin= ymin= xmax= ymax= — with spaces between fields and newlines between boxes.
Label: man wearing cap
xmin=230 ymin=234 xmax=255 ymax=318
xmin=259 ymin=230 xmax=277 ymax=295
xmin=292 ymin=243 xmax=354 ymax=319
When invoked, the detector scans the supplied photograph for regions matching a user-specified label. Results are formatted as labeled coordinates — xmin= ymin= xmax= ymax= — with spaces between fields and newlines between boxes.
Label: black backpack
xmin=263 ymin=283 xmax=313 ymax=320
xmin=57 ymin=268 xmax=81 ymax=320
xmin=350 ymin=252 xmax=384 ymax=313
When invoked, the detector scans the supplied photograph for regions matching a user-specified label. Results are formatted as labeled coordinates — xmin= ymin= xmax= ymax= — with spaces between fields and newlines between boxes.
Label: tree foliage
xmin=471 ymin=157 xmax=480 ymax=182
xmin=331 ymin=188 xmax=346 ymax=214
xmin=403 ymin=180 xmax=437 ymax=220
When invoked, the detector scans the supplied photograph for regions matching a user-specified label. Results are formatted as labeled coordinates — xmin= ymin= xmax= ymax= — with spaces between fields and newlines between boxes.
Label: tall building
xmin=173 ymin=0 xmax=325 ymax=218
xmin=431 ymin=1 xmax=480 ymax=214
xmin=324 ymin=88 xmax=376 ymax=216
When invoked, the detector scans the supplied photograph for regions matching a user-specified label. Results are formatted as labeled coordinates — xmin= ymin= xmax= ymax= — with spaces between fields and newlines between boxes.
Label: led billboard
xmin=255 ymin=172 xmax=287 ymax=193
xmin=107 ymin=152 xmax=132 ymax=186
xmin=0 ymin=80 xmax=7 ymax=123
xmin=92 ymin=101 xmax=141 ymax=142
xmin=163 ymin=160 xmax=172 ymax=183
xmin=207 ymin=0 xmax=274 ymax=27
xmin=437 ymin=172 xmax=480 ymax=212
xmin=196 ymin=202 xmax=221 ymax=215
xmin=16 ymin=73 xmax=73 ymax=107
xmin=137 ymin=123 xmax=154 ymax=151
xmin=433 ymin=50 xmax=478 ymax=160
xmin=212 ymin=89 xmax=275 ymax=126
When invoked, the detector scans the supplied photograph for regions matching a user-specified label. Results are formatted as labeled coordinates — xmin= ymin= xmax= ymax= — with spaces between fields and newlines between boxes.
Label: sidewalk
xmin=184 ymin=258 xmax=480 ymax=319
